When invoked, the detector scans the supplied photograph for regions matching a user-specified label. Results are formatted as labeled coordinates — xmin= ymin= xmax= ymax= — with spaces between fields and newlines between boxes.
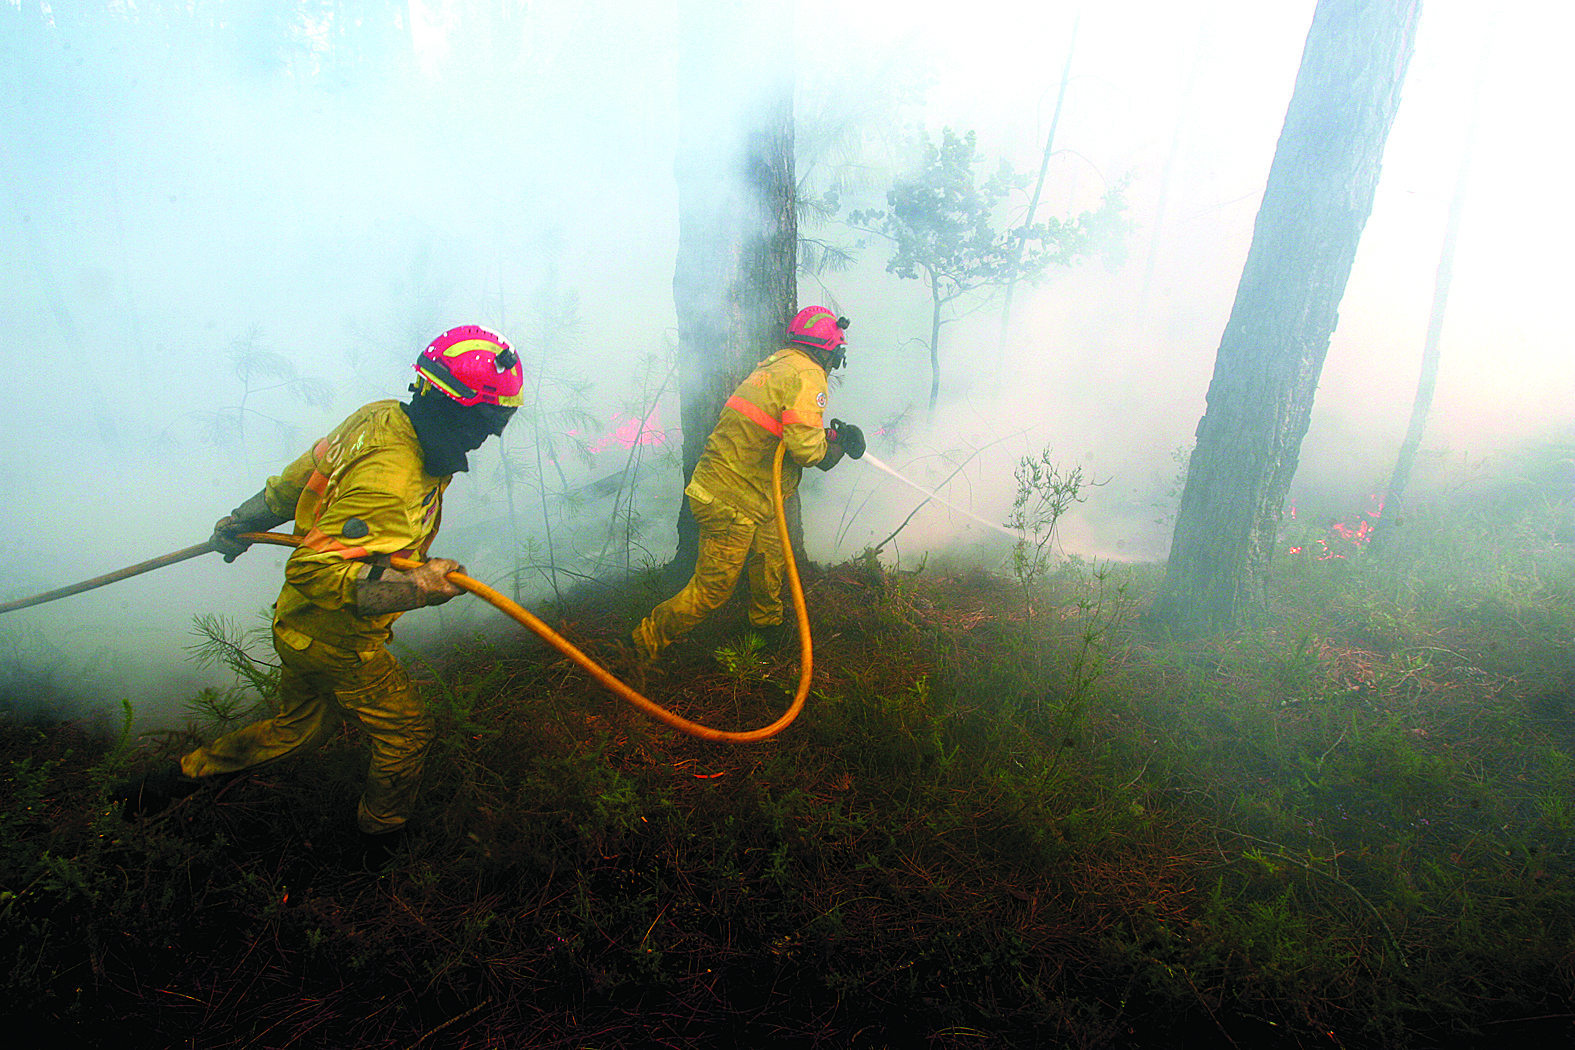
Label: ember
xmin=1287 ymin=494 xmax=1383 ymax=560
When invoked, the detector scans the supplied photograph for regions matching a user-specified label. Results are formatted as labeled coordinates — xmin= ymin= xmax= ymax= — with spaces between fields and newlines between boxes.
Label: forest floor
xmin=4 ymin=450 xmax=1575 ymax=1048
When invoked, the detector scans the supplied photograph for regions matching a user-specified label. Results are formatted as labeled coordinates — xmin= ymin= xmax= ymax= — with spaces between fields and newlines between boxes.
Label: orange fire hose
xmin=0 ymin=444 xmax=812 ymax=743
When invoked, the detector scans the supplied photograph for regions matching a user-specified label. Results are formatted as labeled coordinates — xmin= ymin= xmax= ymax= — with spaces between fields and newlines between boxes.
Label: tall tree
xmin=1371 ymin=14 xmax=1494 ymax=553
xmin=668 ymin=0 xmax=797 ymax=576
xmin=851 ymin=127 xmax=1125 ymax=421
xmin=996 ymin=12 xmax=1079 ymax=369
xmin=1153 ymin=0 xmax=1422 ymax=632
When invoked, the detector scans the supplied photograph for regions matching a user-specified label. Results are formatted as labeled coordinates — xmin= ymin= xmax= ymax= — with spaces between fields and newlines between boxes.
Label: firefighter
xmin=633 ymin=306 xmax=865 ymax=662
xmin=112 ymin=326 xmax=523 ymax=864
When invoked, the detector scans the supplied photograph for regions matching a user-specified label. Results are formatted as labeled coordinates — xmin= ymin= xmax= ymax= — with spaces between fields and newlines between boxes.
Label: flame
xmin=1288 ymin=493 xmax=1383 ymax=560
xmin=587 ymin=409 xmax=667 ymax=453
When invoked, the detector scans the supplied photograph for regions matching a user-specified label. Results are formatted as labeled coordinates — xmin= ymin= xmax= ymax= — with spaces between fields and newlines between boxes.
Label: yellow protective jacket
xmin=260 ymin=400 xmax=450 ymax=654
xmin=687 ymin=346 xmax=829 ymax=523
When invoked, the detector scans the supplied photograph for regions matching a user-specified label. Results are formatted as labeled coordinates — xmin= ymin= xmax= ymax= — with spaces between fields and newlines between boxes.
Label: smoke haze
xmin=1 ymin=0 xmax=1567 ymax=722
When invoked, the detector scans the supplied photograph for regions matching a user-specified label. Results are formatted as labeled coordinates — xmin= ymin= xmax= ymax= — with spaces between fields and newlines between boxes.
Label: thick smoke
xmin=1 ymin=0 xmax=1568 ymax=723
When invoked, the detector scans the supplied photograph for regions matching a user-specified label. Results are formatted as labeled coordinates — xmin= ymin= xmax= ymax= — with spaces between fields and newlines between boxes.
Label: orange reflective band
xmin=780 ymin=409 xmax=823 ymax=427
xmin=301 ymin=528 xmax=368 ymax=560
xmin=725 ymin=395 xmax=782 ymax=436
xmin=305 ymin=470 xmax=330 ymax=496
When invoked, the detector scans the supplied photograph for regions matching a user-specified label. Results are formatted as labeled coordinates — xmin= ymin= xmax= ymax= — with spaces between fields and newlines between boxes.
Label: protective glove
xmin=829 ymin=419 xmax=865 ymax=460
xmin=408 ymin=558 xmax=466 ymax=606
xmin=210 ymin=489 xmax=291 ymax=563
xmin=354 ymin=557 xmax=467 ymax=615
xmin=816 ymin=441 xmax=846 ymax=472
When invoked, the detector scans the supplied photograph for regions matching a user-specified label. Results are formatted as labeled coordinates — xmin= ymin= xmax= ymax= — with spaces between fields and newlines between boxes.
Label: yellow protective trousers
xmin=633 ymin=490 xmax=786 ymax=660
xmin=180 ymin=627 xmax=435 ymax=834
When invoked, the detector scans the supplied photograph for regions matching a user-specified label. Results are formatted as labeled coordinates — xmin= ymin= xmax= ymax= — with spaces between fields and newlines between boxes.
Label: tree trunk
xmin=996 ymin=13 xmax=1078 ymax=375
xmin=1372 ymin=14 xmax=1494 ymax=554
xmin=669 ymin=0 xmax=797 ymax=578
xmin=1153 ymin=0 xmax=1421 ymax=633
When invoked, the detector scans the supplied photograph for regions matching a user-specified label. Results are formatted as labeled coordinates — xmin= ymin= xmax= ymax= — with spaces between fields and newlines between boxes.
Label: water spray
xmin=860 ymin=452 xmax=1024 ymax=543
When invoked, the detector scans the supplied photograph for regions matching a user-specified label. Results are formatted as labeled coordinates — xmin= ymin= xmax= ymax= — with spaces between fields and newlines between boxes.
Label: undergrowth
xmin=3 ymin=470 xmax=1575 ymax=1047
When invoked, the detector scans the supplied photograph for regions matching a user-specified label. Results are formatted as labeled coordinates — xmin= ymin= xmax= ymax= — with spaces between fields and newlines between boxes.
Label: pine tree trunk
xmin=1372 ymin=15 xmax=1493 ymax=554
xmin=1154 ymin=0 xmax=1422 ymax=632
xmin=997 ymin=14 xmax=1078 ymax=374
xmin=668 ymin=0 xmax=798 ymax=579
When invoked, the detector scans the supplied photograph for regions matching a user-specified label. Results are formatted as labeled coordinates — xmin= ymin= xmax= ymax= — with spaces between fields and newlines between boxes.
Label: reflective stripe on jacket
xmin=262 ymin=400 xmax=450 ymax=653
xmin=688 ymin=346 xmax=828 ymax=523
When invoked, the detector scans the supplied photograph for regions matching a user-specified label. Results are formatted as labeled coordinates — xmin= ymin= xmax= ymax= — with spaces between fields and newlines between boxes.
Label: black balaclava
xmin=402 ymin=389 xmax=515 ymax=477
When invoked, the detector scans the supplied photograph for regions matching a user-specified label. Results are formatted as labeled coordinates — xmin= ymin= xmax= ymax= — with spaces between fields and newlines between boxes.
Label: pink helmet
xmin=414 ymin=325 xmax=524 ymax=407
xmin=787 ymin=306 xmax=849 ymax=369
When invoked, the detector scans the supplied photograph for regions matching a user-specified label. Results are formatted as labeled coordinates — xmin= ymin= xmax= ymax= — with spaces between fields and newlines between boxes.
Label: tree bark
xmin=668 ymin=0 xmax=797 ymax=579
xmin=1372 ymin=13 xmax=1493 ymax=553
xmin=1154 ymin=0 xmax=1422 ymax=632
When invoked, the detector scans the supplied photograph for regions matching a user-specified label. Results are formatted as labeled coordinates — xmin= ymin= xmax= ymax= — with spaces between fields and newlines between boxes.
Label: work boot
xmin=109 ymin=762 xmax=204 ymax=820
xmin=750 ymin=622 xmax=793 ymax=651
xmin=357 ymin=827 xmax=406 ymax=873
xmin=632 ymin=623 xmax=673 ymax=667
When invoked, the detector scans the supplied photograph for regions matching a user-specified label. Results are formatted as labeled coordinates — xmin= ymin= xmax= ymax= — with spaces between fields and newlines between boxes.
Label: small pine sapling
xmin=1005 ymin=447 xmax=1087 ymax=625
xmin=184 ymin=613 xmax=281 ymax=733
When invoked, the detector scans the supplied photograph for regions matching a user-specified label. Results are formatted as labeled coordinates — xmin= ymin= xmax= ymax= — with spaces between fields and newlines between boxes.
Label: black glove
xmin=209 ymin=515 xmax=251 ymax=562
xmin=830 ymin=419 xmax=865 ymax=460
xmin=816 ymin=441 xmax=846 ymax=472
xmin=210 ymin=489 xmax=289 ymax=563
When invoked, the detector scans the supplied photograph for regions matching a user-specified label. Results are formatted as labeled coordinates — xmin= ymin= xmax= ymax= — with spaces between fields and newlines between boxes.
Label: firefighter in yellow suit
xmin=634 ymin=306 xmax=865 ymax=661
xmin=114 ymin=326 xmax=523 ymax=861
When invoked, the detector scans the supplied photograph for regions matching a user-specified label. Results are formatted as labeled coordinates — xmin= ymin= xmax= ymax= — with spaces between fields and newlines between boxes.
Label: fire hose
xmin=0 ymin=444 xmax=811 ymax=744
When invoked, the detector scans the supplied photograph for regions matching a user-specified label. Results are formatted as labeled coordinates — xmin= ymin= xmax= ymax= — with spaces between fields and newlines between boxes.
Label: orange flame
xmin=586 ymin=409 xmax=668 ymax=453
xmin=1289 ymin=493 xmax=1383 ymax=560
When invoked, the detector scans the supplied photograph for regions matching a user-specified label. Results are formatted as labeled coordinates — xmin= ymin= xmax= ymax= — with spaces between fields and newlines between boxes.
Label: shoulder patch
xmin=816 ymin=391 xmax=827 ymax=409
xmin=341 ymin=516 xmax=370 ymax=540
